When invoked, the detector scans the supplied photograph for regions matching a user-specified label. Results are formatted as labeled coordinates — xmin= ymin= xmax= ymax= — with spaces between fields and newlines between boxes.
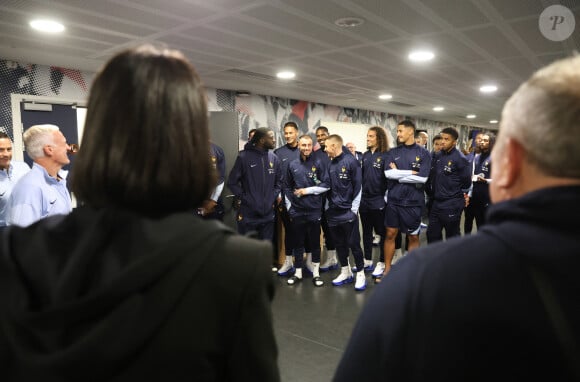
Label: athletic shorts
xmin=384 ymin=203 xmax=422 ymax=235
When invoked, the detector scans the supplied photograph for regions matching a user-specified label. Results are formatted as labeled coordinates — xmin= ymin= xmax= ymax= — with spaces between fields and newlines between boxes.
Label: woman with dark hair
xmin=0 ymin=45 xmax=279 ymax=381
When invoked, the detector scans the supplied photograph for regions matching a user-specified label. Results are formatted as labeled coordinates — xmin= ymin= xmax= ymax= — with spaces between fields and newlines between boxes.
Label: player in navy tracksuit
xmin=324 ymin=134 xmax=367 ymax=291
xmin=360 ymin=127 xmax=389 ymax=275
xmin=382 ymin=120 xmax=431 ymax=279
xmin=227 ymin=128 xmax=282 ymax=246
xmin=198 ymin=142 xmax=226 ymax=220
xmin=313 ymin=126 xmax=338 ymax=270
xmin=426 ymin=127 xmax=471 ymax=243
xmin=273 ymin=122 xmax=301 ymax=276
xmin=463 ymin=132 xmax=483 ymax=234
xmin=470 ymin=133 xmax=494 ymax=229
xmin=283 ymin=135 xmax=330 ymax=286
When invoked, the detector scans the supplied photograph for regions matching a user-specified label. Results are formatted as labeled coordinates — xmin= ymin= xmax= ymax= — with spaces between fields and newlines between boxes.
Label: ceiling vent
xmin=226 ymin=69 xmax=281 ymax=82
xmin=388 ymin=101 xmax=415 ymax=107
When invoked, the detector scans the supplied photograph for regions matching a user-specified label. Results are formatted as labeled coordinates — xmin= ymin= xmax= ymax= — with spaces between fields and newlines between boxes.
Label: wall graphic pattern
xmin=2 ymin=57 xmax=476 ymax=153
xmin=0 ymin=59 xmax=93 ymax=140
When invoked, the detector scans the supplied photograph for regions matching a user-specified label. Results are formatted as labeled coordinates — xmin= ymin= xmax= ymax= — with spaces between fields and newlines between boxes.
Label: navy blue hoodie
xmin=334 ymin=185 xmax=580 ymax=381
xmin=227 ymin=142 xmax=282 ymax=222
xmin=326 ymin=152 xmax=362 ymax=225
xmin=472 ymin=151 xmax=492 ymax=207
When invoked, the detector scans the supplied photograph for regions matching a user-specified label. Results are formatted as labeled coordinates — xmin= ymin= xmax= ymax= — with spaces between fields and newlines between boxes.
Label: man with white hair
xmin=334 ymin=55 xmax=580 ymax=381
xmin=8 ymin=124 xmax=72 ymax=226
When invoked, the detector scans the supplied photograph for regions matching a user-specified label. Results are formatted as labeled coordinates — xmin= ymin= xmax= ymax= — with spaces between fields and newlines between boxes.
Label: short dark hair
xmin=432 ymin=134 xmax=442 ymax=144
xmin=283 ymin=121 xmax=298 ymax=130
xmin=316 ymin=126 xmax=329 ymax=134
xmin=250 ymin=127 xmax=271 ymax=144
xmin=71 ymin=45 xmax=212 ymax=217
xmin=441 ymin=127 xmax=459 ymax=141
xmin=0 ymin=132 xmax=9 ymax=140
xmin=398 ymin=119 xmax=416 ymax=131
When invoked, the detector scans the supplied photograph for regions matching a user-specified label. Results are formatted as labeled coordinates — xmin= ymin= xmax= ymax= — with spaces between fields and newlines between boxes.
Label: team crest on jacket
xmin=268 ymin=161 xmax=275 ymax=174
xmin=339 ymin=166 xmax=349 ymax=179
xmin=373 ymin=157 xmax=382 ymax=169
xmin=311 ymin=166 xmax=316 ymax=172
xmin=444 ymin=160 xmax=453 ymax=173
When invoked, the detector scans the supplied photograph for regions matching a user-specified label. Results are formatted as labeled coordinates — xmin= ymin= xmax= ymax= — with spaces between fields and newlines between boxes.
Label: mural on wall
xmin=0 ymin=59 xmax=93 ymax=140
xmin=2 ymin=57 xmax=476 ymax=153
xmin=234 ymin=93 xmax=474 ymax=152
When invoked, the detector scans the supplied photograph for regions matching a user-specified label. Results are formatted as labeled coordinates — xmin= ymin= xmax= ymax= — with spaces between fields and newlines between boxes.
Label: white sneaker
xmin=332 ymin=266 xmax=354 ymax=286
xmin=320 ymin=250 xmax=338 ymax=272
xmin=277 ymin=258 xmax=295 ymax=276
xmin=304 ymin=252 xmax=314 ymax=274
xmin=355 ymin=271 xmax=366 ymax=291
xmin=364 ymin=259 xmax=374 ymax=271
xmin=372 ymin=262 xmax=385 ymax=278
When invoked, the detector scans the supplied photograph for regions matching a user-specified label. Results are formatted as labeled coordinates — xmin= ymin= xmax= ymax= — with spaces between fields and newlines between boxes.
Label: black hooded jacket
xmin=0 ymin=207 xmax=279 ymax=381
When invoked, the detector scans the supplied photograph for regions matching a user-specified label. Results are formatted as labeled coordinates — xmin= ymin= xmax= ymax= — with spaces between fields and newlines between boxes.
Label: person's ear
xmin=495 ymin=137 xmax=524 ymax=189
xmin=43 ymin=144 xmax=53 ymax=157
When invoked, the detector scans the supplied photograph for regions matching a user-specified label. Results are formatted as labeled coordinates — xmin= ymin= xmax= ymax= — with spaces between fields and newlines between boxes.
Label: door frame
xmin=11 ymin=93 xmax=86 ymax=161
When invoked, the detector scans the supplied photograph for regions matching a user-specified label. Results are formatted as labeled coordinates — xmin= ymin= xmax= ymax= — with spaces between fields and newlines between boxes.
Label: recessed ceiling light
xmin=480 ymin=84 xmax=498 ymax=93
xmin=334 ymin=17 xmax=365 ymax=28
xmin=276 ymin=71 xmax=295 ymax=80
xmin=378 ymin=94 xmax=392 ymax=100
xmin=466 ymin=114 xmax=476 ymax=119
xmin=30 ymin=19 xmax=65 ymax=33
xmin=408 ymin=50 xmax=435 ymax=62
xmin=433 ymin=106 xmax=444 ymax=111
xmin=490 ymin=120 xmax=498 ymax=124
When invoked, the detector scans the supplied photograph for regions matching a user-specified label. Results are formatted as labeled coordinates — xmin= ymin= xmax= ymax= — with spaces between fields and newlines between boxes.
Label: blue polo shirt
xmin=8 ymin=163 xmax=72 ymax=227
xmin=0 ymin=161 xmax=30 ymax=226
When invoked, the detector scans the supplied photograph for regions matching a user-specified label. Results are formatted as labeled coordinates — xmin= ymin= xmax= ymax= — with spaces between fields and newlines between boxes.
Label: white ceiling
xmin=1 ymin=0 xmax=579 ymax=127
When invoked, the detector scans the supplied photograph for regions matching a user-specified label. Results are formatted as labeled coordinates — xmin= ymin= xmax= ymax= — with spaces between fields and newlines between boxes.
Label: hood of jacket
xmin=0 ymin=207 xmax=229 ymax=380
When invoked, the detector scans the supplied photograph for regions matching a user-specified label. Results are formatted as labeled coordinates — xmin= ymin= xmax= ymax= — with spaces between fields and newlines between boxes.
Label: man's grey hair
xmin=499 ymin=54 xmax=580 ymax=178
xmin=23 ymin=124 xmax=60 ymax=160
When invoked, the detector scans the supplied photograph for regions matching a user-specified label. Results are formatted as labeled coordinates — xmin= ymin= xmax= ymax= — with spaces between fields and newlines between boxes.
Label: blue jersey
xmin=427 ymin=147 xmax=471 ymax=208
xmin=384 ymin=143 xmax=431 ymax=207
xmin=284 ymin=154 xmax=329 ymax=218
xmin=361 ymin=150 xmax=388 ymax=211
xmin=227 ymin=142 xmax=282 ymax=222
xmin=326 ymin=152 xmax=362 ymax=224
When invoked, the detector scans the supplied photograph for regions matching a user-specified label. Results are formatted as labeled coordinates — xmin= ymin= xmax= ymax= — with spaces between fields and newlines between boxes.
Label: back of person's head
xmin=71 ymin=45 xmax=212 ymax=216
xmin=500 ymin=54 xmax=580 ymax=178
xmin=440 ymin=127 xmax=459 ymax=141
xmin=23 ymin=124 xmax=59 ymax=160
xmin=250 ymin=127 xmax=272 ymax=145
xmin=368 ymin=126 xmax=389 ymax=152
